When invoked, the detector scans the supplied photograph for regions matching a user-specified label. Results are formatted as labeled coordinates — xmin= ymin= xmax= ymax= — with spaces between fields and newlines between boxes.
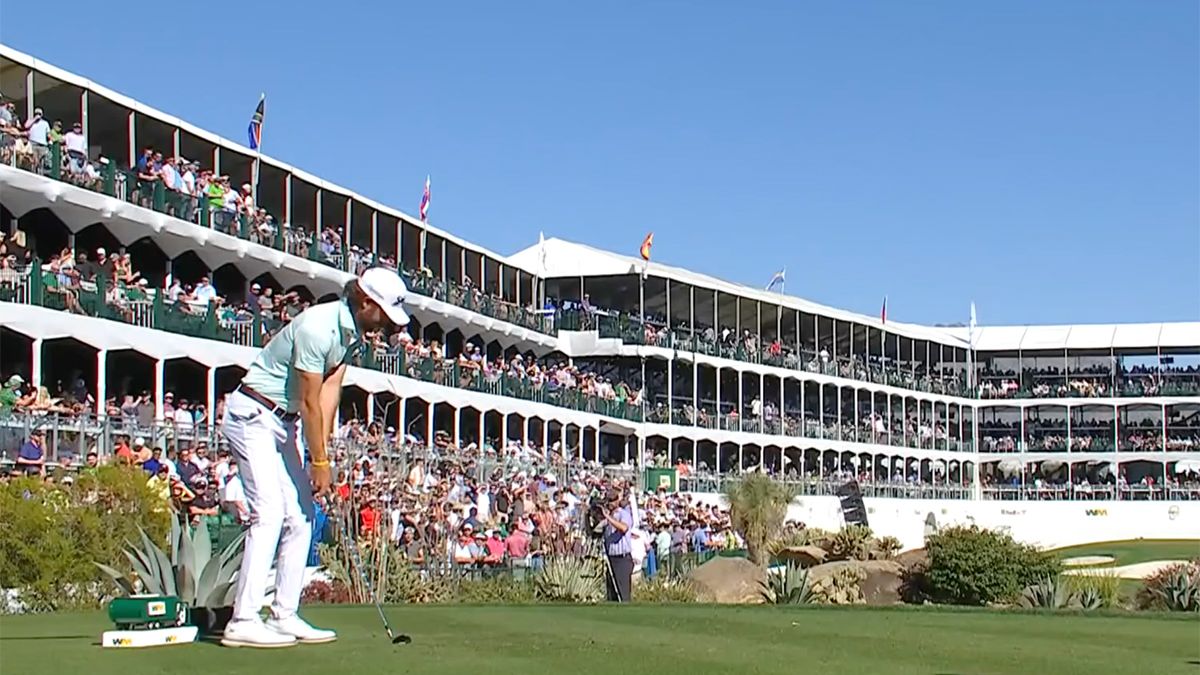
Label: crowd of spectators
xmin=979 ymin=364 xmax=1200 ymax=399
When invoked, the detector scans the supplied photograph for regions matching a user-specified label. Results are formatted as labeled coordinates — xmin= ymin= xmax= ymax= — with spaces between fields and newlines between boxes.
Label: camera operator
xmin=601 ymin=489 xmax=633 ymax=602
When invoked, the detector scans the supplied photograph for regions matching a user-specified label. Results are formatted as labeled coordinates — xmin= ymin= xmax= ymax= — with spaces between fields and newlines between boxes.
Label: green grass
xmin=1052 ymin=539 xmax=1200 ymax=567
xmin=2 ymin=605 xmax=1197 ymax=675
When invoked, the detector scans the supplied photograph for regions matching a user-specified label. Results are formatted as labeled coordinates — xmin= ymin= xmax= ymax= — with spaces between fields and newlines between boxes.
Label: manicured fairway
xmin=1052 ymin=539 xmax=1200 ymax=567
xmin=1 ymin=605 xmax=1197 ymax=675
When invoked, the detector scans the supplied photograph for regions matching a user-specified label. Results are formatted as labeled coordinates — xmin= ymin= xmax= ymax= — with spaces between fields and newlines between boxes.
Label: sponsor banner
xmin=102 ymin=626 xmax=198 ymax=649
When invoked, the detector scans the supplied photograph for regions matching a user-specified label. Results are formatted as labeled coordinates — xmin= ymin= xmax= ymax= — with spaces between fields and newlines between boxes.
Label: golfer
xmin=220 ymin=268 xmax=409 ymax=649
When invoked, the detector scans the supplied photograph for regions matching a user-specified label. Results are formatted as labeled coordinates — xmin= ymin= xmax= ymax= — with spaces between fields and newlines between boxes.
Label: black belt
xmin=235 ymin=385 xmax=299 ymax=422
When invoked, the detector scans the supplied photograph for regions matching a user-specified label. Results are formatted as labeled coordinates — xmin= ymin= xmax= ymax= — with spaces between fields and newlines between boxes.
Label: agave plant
xmin=1077 ymin=585 xmax=1103 ymax=611
xmin=1021 ymin=576 xmax=1074 ymax=609
xmin=533 ymin=556 xmax=604 ymax=603
xmin=1151 ymin=567 xmax=1200 ymax=612
xmin=95 ymin=518 xmax=247 ymax=610
xmin=760 ymin=562 xmax=813 ymax=605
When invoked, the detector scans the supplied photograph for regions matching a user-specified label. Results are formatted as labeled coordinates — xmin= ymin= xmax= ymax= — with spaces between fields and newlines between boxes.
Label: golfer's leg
xmin=227 ymin=410 xmax=287 ymax=623
xmin=270 ymin=419 xmax=314 ymax=619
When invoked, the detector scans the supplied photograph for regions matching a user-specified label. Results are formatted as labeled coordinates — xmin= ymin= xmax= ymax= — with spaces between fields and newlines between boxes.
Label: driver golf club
xmin=329 ymin=500 xmax=411 ymax=645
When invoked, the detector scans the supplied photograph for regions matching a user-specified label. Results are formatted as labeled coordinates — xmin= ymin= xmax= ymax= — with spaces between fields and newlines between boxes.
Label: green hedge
xmin=0 ymin=466 xmax=172 ymax=612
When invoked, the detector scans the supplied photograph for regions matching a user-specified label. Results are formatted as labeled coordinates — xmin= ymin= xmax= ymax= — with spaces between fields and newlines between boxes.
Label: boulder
xmin=894 ymin=548 xmax=928 ymax=571
xmin=687 ymin=556 xmax=766 ymax=604
xmin=775 ymin=545 xmax=828 ymax=568
xmin=808 ymin=559 xmax=905 ymax=605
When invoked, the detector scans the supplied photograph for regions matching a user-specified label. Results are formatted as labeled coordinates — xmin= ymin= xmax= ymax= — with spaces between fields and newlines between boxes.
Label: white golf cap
xmin=359 ymin=267 xmax=410 ymax=326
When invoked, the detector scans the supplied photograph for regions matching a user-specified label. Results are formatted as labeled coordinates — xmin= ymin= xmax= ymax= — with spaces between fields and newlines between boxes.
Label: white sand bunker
xmin=1064 ymin=560 xmax=1189 ymax=580
xmin=1062 ymin=555 xmax=1115 ymax=567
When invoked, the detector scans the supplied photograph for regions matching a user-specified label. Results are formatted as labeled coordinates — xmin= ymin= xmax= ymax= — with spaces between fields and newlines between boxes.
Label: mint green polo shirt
xmin=240 ymin=300 xmax=360 ymax=413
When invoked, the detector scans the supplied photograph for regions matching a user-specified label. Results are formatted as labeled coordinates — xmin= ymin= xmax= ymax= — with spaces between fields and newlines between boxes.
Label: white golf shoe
xmin=221 ymin=619 xmax=298 ymax=648
xmin=264 ymin=613 xmax=338 ymax=644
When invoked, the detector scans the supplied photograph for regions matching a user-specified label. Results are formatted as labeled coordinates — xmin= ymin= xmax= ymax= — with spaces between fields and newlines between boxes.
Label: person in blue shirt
xmin=602 ymin=489 xmax=634 ymax=602
xmin=16 ymin=430 xmax=45 ymax=476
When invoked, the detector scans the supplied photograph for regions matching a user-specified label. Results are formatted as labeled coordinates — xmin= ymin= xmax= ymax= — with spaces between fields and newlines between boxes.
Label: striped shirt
xmin=604 ymin=506 xmax=633 ymax=556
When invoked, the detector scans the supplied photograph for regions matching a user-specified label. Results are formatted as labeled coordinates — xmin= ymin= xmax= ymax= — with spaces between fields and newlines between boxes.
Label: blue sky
xmin=3 ymin=1 xmax=1197 ymax=326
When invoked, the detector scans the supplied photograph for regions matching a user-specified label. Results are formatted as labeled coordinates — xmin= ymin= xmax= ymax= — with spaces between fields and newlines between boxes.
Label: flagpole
xmin=251 ymin=92 xmax=264 ymax=205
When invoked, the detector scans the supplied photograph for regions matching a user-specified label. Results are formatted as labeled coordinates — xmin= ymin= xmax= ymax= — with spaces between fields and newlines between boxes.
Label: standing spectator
xmin=63 ymin=122 xmax=86 ymax=174
xmin=24 ymin=107 xmax=50 ymax=171
xmin=17 ymin=429 xmax=47 ymax=475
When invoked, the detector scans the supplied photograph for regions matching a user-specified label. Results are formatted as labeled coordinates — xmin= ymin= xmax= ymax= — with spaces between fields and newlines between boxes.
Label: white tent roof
xmin=942 ymin=323 xmax=1200 ymax=352
xmin=510 ymin=237 xmax=962 ymax=346
xmin=511 ymin=237 xmax=1200 ymax=352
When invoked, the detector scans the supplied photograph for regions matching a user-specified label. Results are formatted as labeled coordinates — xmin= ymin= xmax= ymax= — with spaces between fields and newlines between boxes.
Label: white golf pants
xmin=222 ymin=390 xmax=314 ymax=622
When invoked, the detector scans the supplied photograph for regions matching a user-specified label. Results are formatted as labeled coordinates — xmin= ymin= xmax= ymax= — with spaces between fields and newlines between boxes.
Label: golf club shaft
xmin=333 ymin=501 xmax=395 ymax=638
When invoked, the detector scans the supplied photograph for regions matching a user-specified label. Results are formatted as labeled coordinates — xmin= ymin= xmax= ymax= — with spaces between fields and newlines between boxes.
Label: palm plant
xmin=723 ymin=473 xmax=795 ymax=567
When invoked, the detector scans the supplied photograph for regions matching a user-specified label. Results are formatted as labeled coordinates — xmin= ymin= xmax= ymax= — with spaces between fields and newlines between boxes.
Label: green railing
xmin=401 ymin=269 xmax=554 ymax=335
xmin=363 ymin=351 xmax=644 ymax=422
xmin=1 ymin=265 xmax=640 ymax=422
xmin=16 ymin=144 xmax=555 ymax=336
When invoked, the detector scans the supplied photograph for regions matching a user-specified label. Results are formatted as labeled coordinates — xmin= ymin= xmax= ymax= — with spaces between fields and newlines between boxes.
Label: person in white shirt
xmin=62 ymin=122 xmax=87 ymax=173
xmin=24 ymin=108 xmax=50 ymax=170
xmin=220 ymin=463 xmax=249 ymax=524
xmin=193 ymin=276 xmax=218 ymax=306
xmin=173 ymin=401 xmax=194 ymax=435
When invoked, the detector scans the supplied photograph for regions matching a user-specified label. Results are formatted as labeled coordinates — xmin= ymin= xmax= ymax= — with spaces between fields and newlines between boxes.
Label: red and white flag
xmin=419 ymin=175 xmax=431 ymax=222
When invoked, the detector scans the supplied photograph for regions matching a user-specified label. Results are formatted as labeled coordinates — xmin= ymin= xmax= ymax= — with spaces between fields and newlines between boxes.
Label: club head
xmin=392 ymin=634 xmax=412 ymax=645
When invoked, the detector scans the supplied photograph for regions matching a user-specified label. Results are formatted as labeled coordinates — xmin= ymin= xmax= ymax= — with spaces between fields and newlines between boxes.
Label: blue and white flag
xmin=766 ymin=268 xmax=786 ymax=291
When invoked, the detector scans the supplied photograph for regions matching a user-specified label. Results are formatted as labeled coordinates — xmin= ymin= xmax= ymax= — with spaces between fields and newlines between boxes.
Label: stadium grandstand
xmin=1 ymin=43 xmax=1198 ymax=554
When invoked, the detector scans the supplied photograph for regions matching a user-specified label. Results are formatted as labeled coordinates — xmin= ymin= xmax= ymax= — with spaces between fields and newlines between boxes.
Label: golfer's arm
xmin=319 ymin=364 xmax=347 ymax=443
xmin=297 ymin=371 xmax=328 ymax=464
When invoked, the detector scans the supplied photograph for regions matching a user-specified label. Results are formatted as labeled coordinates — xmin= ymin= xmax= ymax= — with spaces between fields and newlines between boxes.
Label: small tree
xmin=723 ymin=473 xmax=795 ymax=567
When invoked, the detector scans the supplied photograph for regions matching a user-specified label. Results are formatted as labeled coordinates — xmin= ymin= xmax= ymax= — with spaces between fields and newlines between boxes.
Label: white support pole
xmin=366 ymin=393 xmax=376 ymax=425
xmin=425 ymin=402 xmax=434 ymax=447
xmin=95 ymin=349 xmax=107 ymax=419
xmin=30 ymin=338 xmax=44 ymax=388
xmin=206 ymin=368 xmax=217 ymax=428
xmin=154 ymin=359 xmax=165 ymax=421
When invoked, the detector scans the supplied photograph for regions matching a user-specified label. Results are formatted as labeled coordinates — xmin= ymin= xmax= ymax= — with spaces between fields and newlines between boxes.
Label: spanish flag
xmin=639 ymin=232 xmax=654 ymax=261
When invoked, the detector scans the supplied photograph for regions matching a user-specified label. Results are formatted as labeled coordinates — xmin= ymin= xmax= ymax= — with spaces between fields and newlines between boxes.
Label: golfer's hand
xmin=310 ymin=463 xmax=333 ymax=497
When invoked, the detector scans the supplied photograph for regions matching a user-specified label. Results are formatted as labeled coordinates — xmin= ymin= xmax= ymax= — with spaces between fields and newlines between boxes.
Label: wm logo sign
xmin=110 ymin=638 xmax=132 ymax=646
xmin=1085 ymin=508 xmax=1108 ymax=517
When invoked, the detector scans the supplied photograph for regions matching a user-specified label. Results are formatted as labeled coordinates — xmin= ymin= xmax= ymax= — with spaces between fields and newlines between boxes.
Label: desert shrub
xmin=0 ymin=467 xmax=172 ymax=612
xmin=533 ymin=556 xmax=604 ymax=603
xmin=923 ymin=525 xmax=1061 ymax=606
xmin=825 ymin=525 xmax=874 ymax=562
xmin=635 ymin=574 xmax=700 ymax=603
xmin=1136 ymin=561 xmax=1200 ymax=612
xmin=456 ymin=575 xmax=536 ymax=604
xmin=811 ymin=566 xmax=866 ymax=605
xmin=1066 ymin=571 xmax=1121 ymax=609
xmin=871 ymin=536 xmax=903 ymax=561
xmin=318 ymin=543 xmax=451 ymax=604
xmin=301 ymin=579 xmax=354 ymax=605
xmin=767 ymin=528 xmax=832 ymax=557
